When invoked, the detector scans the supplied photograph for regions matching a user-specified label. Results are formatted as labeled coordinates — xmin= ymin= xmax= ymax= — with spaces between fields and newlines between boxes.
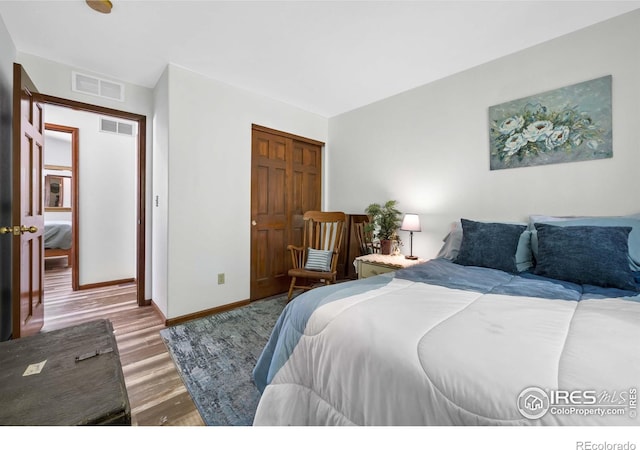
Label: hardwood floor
xmin=43 ymin=259 xmax=204 ymax=426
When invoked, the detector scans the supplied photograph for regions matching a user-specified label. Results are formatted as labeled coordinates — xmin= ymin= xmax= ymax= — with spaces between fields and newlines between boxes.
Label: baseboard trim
xmin=148 ymin=299 xmax=165 ymax=322
xmin=163 ymin=298 xmax=251 ymax=327
xmin=78 ymin=278 xmax=136 ymax=290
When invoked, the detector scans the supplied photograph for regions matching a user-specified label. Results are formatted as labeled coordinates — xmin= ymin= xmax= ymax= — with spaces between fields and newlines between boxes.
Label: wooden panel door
xmin=289 ymin=140 xmax=322 ymax=251
xmin=251 ymin=129 xmax=290 ymax=300
xmin=250 ymin=126 xmax=322 ymax=301
xmin=12 ymin=63 xmax=45 ymax=338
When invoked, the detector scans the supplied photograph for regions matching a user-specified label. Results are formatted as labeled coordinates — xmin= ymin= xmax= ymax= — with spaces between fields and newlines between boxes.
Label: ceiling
xmin=1 ymin=1 xmax=639 ymax=117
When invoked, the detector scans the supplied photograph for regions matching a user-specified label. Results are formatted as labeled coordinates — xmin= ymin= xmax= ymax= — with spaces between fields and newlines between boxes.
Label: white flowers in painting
xmin=522 ymin=120 xmax=553 ymax=143
xmin=491 ymin=103 xmax=605 ymax=164
xmin=545 ymin=125 xmax=570 ymax=149
xmin=498 ymin=116 xmax=524 ymax=135
xmin=503 ymin=132 xmax=527 ymax=155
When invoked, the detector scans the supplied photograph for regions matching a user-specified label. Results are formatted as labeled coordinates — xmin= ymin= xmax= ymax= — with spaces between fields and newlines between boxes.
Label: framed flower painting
xmin=489 ymin=75 xmax=612 ymax=170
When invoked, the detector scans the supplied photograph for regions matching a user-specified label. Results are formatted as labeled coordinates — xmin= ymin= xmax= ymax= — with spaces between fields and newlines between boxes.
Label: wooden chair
xmin=287 ymin=211 xmax=346 ymax=301
xmin=354 ymin=219 xmax=380 ymax=256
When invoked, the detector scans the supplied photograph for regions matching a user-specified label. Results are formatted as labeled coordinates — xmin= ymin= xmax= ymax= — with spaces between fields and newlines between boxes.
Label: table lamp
xmin=400 ymin=214 xmax=421 ymax=260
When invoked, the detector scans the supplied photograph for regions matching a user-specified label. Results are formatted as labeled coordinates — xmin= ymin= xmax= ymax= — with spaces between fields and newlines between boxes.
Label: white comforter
xmin=253 ymin=260 xmax=640 ymax=426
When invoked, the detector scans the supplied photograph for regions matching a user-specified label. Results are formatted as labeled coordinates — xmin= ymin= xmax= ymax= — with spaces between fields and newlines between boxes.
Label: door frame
xmin=41 ymin=94 xmax=148 ymax=307
xmin=44 ymin=123 xmax=80 ymax=290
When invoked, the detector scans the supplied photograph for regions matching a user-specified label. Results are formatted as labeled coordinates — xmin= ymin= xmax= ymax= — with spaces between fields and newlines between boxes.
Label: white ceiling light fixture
xmin=86 ymin=0 xmax=112 ymax=14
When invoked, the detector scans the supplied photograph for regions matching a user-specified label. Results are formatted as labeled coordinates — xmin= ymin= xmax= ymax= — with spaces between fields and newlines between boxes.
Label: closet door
xmin=289 ymin=139 xmax=322 ymax=251
xmin=250 ymin=126 xmax=322 ymax=300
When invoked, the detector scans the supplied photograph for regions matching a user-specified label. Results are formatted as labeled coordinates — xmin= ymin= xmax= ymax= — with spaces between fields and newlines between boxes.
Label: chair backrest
xmin=354 ymin=220 xmax=373 ymax=256
xmin=354 ymin=217 xmax=380 ymax=255
xmin=302 ymin=211 xmax=346 ymax=271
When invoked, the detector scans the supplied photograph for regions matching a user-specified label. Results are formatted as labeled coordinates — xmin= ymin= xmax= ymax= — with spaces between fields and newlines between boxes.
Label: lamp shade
xmin=400 ymin=214 xmax=421 ymax=232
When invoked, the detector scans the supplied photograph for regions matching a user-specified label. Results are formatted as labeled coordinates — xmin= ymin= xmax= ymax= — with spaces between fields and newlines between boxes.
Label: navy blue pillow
xmin=455 ymin=219 xmax=526 ymax=273
xmin=533 ymin=223 xmax=637 ymax=291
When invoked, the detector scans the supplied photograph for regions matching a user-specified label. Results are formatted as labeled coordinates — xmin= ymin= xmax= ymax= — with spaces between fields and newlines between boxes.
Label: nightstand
xmin=354 ymin=254 xmax=426 ymax=279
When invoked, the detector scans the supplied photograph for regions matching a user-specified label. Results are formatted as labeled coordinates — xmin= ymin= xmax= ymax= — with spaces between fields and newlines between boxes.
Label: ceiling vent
xmin=100 ymin=117 xmax=135 ymax=136
xmin=72 ymin=72 xmax=124 ymax=102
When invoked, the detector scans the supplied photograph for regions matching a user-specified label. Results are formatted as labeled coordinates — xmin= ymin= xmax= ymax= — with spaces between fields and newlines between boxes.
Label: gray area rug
xmin=159 ymin=294 xmax=288 ymax=426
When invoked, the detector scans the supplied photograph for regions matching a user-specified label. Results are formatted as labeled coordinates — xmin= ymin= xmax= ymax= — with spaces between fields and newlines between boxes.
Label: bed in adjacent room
xmin=44 ymin=220 xmax=72 ymax=267
xmin=252 ymin=214 xmax=640 ymax=426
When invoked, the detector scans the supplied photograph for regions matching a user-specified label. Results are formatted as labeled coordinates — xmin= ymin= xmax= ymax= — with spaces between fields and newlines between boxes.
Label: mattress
xmin=44 ymin=221 xmax=72 ymax=250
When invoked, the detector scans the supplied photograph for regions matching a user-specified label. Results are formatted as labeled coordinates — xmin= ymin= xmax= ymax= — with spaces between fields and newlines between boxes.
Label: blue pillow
xmin=529 ymin=214 xmax=640 ymax=271
xmin=437 ymin=220 xmax=533 ymax=271
xmin=532 ymin=223 xmax=637 ymax=291
xmin=454 ymin=219 xmax=527 ymax=273
xmin=304 ymin=248 xmax=332 ymax=271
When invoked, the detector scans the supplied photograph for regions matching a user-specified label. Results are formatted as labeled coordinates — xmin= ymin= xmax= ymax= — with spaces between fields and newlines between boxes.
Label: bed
xmin=252 ymin=214 xmax=640 ymax=426
xmin=44 ymin=221 xmax=72 ymax=266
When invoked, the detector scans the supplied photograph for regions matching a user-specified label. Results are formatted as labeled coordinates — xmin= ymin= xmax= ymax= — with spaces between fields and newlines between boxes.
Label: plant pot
xmin=380 ymin=239 xmax=393 ymax=255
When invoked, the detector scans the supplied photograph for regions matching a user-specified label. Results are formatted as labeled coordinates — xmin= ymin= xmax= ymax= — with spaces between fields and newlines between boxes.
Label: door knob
xmin=0 ymin=225 xmax=36 ymax=235
xmin=251 ymin=220 xmax=257 ymax=226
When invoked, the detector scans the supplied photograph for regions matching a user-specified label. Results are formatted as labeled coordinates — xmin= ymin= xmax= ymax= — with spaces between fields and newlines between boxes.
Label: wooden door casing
xmin=44 ymin=123 xmax=80 ymax=291
xmin=12 ymin=63 xmax=45 ymax=338
xmin=250 ymin=125 xmax=323 ymax=301
xmin=41 ymin=94 xmax=147 ymax=307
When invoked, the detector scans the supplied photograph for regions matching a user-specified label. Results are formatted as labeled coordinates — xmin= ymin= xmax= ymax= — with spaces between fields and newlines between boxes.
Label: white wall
xmin=0 ymin=14 xmax=13 ymax=95
xmin=327 ymin=10 xmax=640 ymax=260
xmin=16 ymin=53 xmax=154 ymax=297
xmin=161 ymin=65 xmax=327 ymax=319
xmin=152 ymin=67 xmax=169 ymax=316
xmin=44 ymin=105 xmax=137 ymax=285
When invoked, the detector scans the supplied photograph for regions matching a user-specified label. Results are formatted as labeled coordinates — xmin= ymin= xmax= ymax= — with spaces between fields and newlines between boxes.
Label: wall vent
xmin=72 ymin=72 xmax=125 ymax=102
xmin=100 ymin=117 xmax=136 ymax=136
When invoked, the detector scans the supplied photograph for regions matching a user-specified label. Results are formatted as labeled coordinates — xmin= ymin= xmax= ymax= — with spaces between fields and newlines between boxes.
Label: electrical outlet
xmin=217 ymin=273 xmax=225 ymax=285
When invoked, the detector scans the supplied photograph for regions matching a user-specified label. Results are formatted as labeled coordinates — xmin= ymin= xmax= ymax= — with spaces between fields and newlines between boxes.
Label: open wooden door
xmin=11 ymin=63 xmax=45 ymax=338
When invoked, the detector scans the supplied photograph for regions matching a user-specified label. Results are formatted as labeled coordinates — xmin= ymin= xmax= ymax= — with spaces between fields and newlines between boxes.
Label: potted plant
xmin=365 ymin=200 xmax=402 ymax=255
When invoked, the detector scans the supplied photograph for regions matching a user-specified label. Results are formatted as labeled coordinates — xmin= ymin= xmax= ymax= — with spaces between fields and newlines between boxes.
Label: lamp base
xmin=405 ymin=255 xmax=418 ymax=260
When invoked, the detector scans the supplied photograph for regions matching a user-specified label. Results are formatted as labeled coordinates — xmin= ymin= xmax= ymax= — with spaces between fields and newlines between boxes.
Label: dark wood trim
xmin=78 ymin=278 xmax=135 ymax=291
xmin=164 ymin=299 xmax=251 ymax=327
xmin=44 ymin=207 xmax=72 ymax=212
xmin=251 ymin=124 xmax=325 ymax=147
xmin=136 ymin=116 xmax=147 ymax=306
xmin=45 ymin=123 xmax=80 ymax=290
xmin=40 ymin=94 xmax=147 ymax=307
xmin=44 ymin=248 xmax=72 ymax=269
xmin=44 ymin=248 xmax=71 ymax=258
xmin=42 ymin=94 xmax=146 ymax=122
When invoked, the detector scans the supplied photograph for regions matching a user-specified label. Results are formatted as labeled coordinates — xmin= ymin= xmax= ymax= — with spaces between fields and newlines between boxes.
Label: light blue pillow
xmin=304 ymin=248 xmax=332 ymax=272
xmin=529 ymin=214 xmax=640 ymax=271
